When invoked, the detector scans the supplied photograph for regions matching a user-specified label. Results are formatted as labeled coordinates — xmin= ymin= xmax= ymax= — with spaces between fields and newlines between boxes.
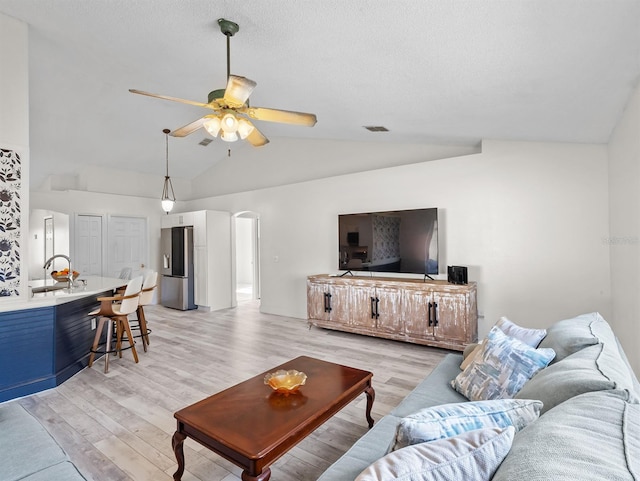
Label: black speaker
xmin=447 ymin=266 xmax=468 ymax=285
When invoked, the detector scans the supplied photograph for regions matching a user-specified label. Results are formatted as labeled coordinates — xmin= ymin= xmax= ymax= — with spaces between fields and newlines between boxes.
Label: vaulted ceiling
xmin=1 ymin=0 xmax=639 ymax=189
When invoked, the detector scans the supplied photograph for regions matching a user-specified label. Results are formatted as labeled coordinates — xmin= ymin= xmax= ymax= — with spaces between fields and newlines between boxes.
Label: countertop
xmin=0 ymin=276 xmax=127 ymax=313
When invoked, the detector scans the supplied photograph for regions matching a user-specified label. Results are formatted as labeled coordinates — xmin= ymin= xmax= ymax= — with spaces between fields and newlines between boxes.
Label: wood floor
xmin=16 ymin=301 xmax=448 ymax=481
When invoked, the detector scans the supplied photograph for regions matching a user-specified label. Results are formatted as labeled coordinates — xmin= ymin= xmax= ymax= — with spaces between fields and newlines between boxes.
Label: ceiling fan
xmin=129 ymin=18 xmax=317 ymax=147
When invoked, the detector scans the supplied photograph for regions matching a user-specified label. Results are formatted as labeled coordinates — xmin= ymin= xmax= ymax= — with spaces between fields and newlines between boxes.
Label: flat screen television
xmin=338 ymin=207 xmax=439 ymax=275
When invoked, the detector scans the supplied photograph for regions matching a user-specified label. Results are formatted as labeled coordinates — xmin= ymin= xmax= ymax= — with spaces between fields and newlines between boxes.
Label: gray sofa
xmin=0 ymin=401 xmax=86 ymax=481
xmin=318 ymin=312 xmax=640 ymax=481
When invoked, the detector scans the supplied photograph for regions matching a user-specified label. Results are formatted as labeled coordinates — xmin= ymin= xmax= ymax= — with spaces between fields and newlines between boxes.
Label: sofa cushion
xmin=356 ymin=427 xmax=515 ymax=481
xmin=0 ymin=402 xmax=84 ymax=481
xmin=538 ymin=312 xmax=603 ymax=362
xmin=450 ymin=326 xmax=555 ymax=401
xmin=492 ymin=390 xmax=640 ymax=481
xmin=391 ymin=354 xmax=467 ymax=418
xmin=496 ymin=317 xmax=547 ymax=347
xmin=316 ymin=415 xmax=402 ymax=481
xmin=21 ymin=461 xmax=87 ymax=481
xmin=392 ymin=398 xmax=542 ymax=451
xmin=515 ymin=342 xmax=639 ymax=413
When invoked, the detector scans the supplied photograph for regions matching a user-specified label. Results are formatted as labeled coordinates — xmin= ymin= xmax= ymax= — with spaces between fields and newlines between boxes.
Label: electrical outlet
xmin=91 ymin=317 xmax=96 ymax=330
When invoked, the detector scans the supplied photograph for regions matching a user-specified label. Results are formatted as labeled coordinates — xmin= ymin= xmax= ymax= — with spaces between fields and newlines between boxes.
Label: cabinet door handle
xmin=428 ymin=301 xmax=433 ymax=326
xmin=370 ymin=297 xmax=377 ymax=319
xmin=375 ymin=297 xmax=380 ymax=319
xmin=433 ymin=301 xmax=438 ymax=326
xmin=324 ymin=292 xmax=332 ymax=313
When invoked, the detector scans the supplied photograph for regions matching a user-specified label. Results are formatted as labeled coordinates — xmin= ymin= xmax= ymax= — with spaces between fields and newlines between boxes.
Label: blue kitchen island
xmin=0 ymin=277 xmax=126 ymax=402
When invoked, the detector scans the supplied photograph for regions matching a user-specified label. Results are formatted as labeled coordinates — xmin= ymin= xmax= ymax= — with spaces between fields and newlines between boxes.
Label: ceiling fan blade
xmin=170 ymin=117 xmax=209 ymax=137
xmin=223 ymin=75 xmax=257 ymax=108
xmin=245 ymin=123 xmax=270 ymax=147
xmin=129 ymin=89 xmax=220 ymax=110
xmin=242 ymin=106 xmax=317 ymax=126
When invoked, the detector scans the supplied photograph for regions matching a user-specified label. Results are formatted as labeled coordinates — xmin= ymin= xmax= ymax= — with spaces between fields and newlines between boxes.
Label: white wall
xmin=191 ymin=138 xmax=479 ymax=198
xmin=38 ymin=165 xmax=193 ymax=201
xmin=185 ymin=139 xmax=611 ymax=337
xmin=29 ymin=190 xmax=166 ymax=277
xmin=0 ymin=13 xmax=29 ymax=298
xmin=608 ymin=81 xmax=640 ymax=374
xmin=0 ymin=14 xmax=28 ymax=146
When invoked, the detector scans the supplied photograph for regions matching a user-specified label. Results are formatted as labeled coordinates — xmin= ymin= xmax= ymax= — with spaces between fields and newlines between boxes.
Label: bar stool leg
xmin=88 ymin=317 xmax=107 ymax=368
xmin=104 ymin=319 xmax=113 ymax=373
xmin=136 ymin=306 xmax=149 ymax=352
xmin=121 ymin=318 xmax=139 ymax=364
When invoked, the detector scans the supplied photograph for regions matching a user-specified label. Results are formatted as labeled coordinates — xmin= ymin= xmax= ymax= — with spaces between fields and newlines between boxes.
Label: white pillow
xmin=392 ymin=398 xmax=541 ymax=451
xmin=356 ymin=427 xmax=515 ymax=481
xmin=496 ymin=317 xmax=547 ymax=347
xmin=451 ymin=326 xmax=555 ymax=401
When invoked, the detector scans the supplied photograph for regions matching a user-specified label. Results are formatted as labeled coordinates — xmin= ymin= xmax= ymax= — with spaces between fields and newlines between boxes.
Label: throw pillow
xmin=392 ymin=398 xmax=542 ymax=451
xmin=451 ymin=326 xmax=556 ymax=401
xmin=515 ymin=342 xmax=640 ymax=413
xmin=356 ymin=427 xmax=515 ymax=481
xmin=460 ymin=342 xmax=483 ymax=370
xmin=537 ymin=312 xmax=602 ymax=362
xmin=495 ymin=317 xmax=547 ymax=347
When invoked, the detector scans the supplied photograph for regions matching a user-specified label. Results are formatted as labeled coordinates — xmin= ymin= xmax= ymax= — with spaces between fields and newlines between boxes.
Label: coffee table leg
xmin=241 ymin=467 xmax=271 ymax=481
xmin=365 ymin=384 xmax=375 ymax=428
xmin=172 ymin=431 xmax=187 ymax=481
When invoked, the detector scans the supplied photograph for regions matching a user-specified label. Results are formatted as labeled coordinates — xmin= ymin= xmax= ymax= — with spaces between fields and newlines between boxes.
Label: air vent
xmin=363 ymin=126 xmax=389 ymax=132
xmin=199 ymin=138 xmax=213 ymax=146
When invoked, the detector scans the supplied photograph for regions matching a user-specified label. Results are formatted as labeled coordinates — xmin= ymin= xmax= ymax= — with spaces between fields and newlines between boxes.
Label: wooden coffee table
xmin=171 ymin=356 xmax=375 ymax=481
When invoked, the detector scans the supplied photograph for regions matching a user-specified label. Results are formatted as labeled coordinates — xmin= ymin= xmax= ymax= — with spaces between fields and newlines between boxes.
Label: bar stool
xmin=88 ymin=276 xmax=143 ymax=373
xmin=135 ymin=270 xmax=157 ymax=352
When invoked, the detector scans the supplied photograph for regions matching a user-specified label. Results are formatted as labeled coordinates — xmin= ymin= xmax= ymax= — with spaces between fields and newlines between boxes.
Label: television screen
xmin=338 ymin=208 xmax=438 ymax=275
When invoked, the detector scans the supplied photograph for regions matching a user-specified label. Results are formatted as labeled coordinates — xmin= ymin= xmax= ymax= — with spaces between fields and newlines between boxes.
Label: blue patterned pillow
xmin=451 ymin=326 xmax=556 ymax=401
xmin=391 ymin=398 xmax=542 ymax=451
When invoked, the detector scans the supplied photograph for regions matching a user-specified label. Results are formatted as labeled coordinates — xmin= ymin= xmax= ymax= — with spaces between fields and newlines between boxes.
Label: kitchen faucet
xmin=43 ymin=254 xmax=73 ymax=289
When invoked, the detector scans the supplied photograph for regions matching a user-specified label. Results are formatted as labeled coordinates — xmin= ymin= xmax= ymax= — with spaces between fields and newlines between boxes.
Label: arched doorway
xmin=232 ymin=211 xmax=260 ymax=305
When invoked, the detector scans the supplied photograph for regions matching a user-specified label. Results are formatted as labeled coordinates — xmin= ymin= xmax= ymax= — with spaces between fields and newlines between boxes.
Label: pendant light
xmin=161 ymin=128 xmax=176 ymax=213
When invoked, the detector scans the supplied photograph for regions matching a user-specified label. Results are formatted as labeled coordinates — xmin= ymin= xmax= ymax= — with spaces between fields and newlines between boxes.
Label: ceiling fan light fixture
xmin=204 ymin=116 xmax=221 ymax=137
xmin=221 ymin=130 xmax=239 ymax=142
xmin=221 ymin=112 xmax=239 ymax=133
xmin=237 ymin=118 xmax=255 ymax=139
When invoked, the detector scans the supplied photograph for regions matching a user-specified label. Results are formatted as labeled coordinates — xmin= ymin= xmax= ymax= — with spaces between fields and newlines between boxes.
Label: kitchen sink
xmin=31 ymin=284 xmax=67 ymax=294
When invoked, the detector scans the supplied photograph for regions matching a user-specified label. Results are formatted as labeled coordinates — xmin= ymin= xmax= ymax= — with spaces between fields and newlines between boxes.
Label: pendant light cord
xmin=163 ymin=128 xmax=171 ymax=178
xmin=226 ymin=32 xmax=231 ymax=81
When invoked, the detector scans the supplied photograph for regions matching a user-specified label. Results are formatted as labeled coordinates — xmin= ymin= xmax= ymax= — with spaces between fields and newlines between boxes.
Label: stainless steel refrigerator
xmin=160 ymin=226 xmax=197 ymax=310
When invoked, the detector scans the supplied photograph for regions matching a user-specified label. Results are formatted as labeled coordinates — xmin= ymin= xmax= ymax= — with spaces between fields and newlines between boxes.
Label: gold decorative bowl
xmin=264 ymin=369 xmax=307 ymax=394
xmin=51 ymin=271 xmax=79 ymax=282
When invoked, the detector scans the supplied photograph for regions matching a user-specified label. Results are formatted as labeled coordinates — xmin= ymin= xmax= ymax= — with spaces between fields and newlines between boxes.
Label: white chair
xmin=118 ymin=267 xmax=132 ymax=280
xmin=134 ymin=271 xmax=158 ymax=352
xmin=88 ymin=276 xmax=143 ymax=373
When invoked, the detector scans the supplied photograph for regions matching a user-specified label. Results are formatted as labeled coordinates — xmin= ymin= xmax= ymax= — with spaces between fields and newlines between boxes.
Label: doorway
xmin=233 ymin=212 xmax=260 ymax=304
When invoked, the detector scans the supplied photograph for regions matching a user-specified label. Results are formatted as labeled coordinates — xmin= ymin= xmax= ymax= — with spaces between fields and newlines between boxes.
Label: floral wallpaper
xmin=0 ymin=148 xmax=21 ymax=296
xmin=372 ymin=214 xmax=400 ymax=262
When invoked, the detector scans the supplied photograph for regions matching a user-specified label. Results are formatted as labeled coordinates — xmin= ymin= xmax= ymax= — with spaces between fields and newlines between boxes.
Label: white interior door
xmin=108 ymin=216 xmax=147 ymax=279
xmin=75 ymin=214 xmax=103 ymax=276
